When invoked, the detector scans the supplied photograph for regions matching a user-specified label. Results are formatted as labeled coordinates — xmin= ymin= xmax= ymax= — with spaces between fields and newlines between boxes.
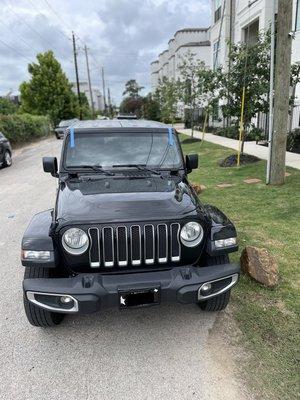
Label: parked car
xmin=54 ymin=118 xmax=79 ymax=139
xmin=21 ymin=119 xmax=239 ymax=327
xmin=0 ymin=132 xmax=12 ymax=168
xmin=117 ymin=113 xmax=138 ymax=119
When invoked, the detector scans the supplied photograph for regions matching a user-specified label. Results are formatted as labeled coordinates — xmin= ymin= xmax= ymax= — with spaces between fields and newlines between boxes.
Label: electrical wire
xmin=0 ymin=37 xmax=32 ymax=62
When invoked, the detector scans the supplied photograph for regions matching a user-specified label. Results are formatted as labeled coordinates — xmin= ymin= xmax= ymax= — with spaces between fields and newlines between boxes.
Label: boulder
xmin=191 ymin=184 xmax=206 ymax=194
xmin=240 ymin=246 xmax=279 ymax=287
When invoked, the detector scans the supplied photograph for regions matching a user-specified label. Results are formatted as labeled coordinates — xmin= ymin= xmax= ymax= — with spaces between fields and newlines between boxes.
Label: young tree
xmin=20 ymin=51 xmax=78 ymax=125
xmin=219 ymin=33 xmax=271 ymax=153
xmin=178 ymin=51 xmax=204 ymax=137
xmin=122 ymin=79 xmax=144 ymax=98
xmin=155 ymin=77 xmax=179 ymax=124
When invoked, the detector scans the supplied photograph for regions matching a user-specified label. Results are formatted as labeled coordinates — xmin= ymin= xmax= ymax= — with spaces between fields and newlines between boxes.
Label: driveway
xmin=0 ymin=137 xmax=251 ymax=400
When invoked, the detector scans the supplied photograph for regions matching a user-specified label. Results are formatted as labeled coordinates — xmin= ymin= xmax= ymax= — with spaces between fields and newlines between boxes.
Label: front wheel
xmin=3 ymin=150 xmax=12 ymax=167
xmin=23 ymin=266 xmax=65 ymax=327
xmin=198 ymin=290 xmax=231 ymax=311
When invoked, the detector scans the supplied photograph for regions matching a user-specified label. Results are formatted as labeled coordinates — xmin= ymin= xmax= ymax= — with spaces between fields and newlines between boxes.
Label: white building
xmin=150 ymin=28 xmax=211 ymax=91
xmin=72 ymin=82 xmax=104 ymax=112
xmin=210 ymin=0 xmax=300 ymax=128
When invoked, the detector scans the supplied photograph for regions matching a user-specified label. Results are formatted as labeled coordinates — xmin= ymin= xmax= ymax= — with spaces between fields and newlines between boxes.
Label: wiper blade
xmin=112 ymin=164 xmax=161 ymax=176
xmin=70 ymin=165 xmax=115 ymax=176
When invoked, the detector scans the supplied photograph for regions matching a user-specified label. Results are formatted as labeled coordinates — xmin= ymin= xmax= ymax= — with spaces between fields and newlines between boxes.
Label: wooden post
xmin=269 ymin=0 xmax=293 ymax=185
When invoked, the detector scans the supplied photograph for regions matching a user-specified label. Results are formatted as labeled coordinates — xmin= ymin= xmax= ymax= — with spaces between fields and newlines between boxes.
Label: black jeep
xmin=21 ymin=120 xmax=239 ymax=327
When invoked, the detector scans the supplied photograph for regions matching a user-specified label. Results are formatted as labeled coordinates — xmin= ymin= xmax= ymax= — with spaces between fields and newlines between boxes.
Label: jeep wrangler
xmin=21 ymin=120 xmax=240 ymax=327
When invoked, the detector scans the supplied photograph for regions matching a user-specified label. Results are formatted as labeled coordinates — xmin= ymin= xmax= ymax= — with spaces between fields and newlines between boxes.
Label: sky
xmin=0 ymin=0 xmax=211 ymax=105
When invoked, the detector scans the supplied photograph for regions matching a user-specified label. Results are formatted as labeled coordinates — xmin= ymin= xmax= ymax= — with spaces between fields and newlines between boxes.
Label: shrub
xmin=287 ymin=128 xmax=300 ymax=153
xmin=0 ymin=113 xmax=51 ymax=145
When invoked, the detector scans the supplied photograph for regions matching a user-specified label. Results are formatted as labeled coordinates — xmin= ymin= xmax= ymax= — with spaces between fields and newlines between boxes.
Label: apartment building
xmin=72 ymin=82 xmax=105 ymax=112
xmin=210 ymin=0 xmax=300 ymax=128
xmin=150 ymin=28 xmax=211 ymax=91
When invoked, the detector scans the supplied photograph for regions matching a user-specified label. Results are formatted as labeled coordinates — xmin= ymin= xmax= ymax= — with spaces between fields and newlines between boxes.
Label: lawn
xmin=180 ymin=135 xmax=300 ymax=400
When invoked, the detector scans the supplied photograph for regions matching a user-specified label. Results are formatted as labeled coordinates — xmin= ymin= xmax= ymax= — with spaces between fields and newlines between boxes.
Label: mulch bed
xmin=219 ymin=154 xmax=260 ymax=167
xmin=181 ymin=138 xmax=202 ymax=144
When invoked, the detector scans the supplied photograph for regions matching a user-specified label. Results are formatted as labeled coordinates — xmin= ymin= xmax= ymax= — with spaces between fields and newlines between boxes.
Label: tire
xmin=23 ymin=266 xmax=65 ymax=327
xmin=198 ymin=254 xmax=231 ymax=312
xmin=198 ymin=290 xmax=231 ymax=311
xmin=3 ymin=150 xmax=12 ymax=167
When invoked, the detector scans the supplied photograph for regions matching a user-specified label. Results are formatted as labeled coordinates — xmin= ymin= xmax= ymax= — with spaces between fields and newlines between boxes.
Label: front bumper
xmin=23 ymin=263 xmax=240 ymax=314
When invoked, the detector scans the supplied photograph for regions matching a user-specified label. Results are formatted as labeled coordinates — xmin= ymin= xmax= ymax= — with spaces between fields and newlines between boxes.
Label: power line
xmin=0 ymin=37 xmax=32 ymax=62
xmin=0 ymin=19 xmax=40 ymax=54
xmin=26 ymin=0 xmax=71 ymax=42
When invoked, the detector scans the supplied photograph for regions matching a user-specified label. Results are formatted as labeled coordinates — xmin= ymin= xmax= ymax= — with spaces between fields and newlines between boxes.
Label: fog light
xmin=214 ymin=237 xmax=237 ymax=248
xmin=201 ymin=283 xmax=212 ymax=294
xmin=60 ymin=295 xmax=73 ymax=304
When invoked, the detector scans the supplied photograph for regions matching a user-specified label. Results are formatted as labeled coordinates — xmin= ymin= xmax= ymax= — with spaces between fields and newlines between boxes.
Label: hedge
xmin=0 ymin=113 xmax=51 ymax=145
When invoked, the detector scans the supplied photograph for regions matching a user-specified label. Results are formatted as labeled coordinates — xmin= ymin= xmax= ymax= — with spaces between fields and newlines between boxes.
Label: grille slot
xmin=102 ymin=227 xmax=114 ymax=267
xmin=116 ymin=226 xmax=128 ymax=266
xmin=88 ymin=223 xmax=181 ymax=268
xmin=88 ymin=228 xmax=100 ymax=267
xmin=157 ymin=224 xmax=168 ymax=263
xmin=130 ymin=225 xmax=141 ymax=265
xmin=170 ymin=223 xmax=181 ymax=261
xmin=144 ymin=224 xmax=155 ymax=264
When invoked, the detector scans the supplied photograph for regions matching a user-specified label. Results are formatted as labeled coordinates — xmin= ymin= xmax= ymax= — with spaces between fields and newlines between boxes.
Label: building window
xmin=214 ymin=0 xmax=222 ymax=23
xmin=213 ymin=40 xmax=220 ymax=69
xmin=296 ymin=0 xmax=300 ymax=31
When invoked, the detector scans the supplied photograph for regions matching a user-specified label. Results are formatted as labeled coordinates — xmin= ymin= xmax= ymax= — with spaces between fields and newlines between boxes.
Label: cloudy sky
xmin=0 ymin=0 xmax=211 ymax=104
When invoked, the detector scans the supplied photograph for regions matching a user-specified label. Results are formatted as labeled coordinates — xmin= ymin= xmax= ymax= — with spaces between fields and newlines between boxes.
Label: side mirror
xmin=43 ymin=157 xmax=58 ymax=177
xmin=186 ymin=154 xmax=199 ymax=173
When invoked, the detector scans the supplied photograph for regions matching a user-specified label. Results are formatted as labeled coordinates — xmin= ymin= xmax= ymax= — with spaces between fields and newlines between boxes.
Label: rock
xmin=240 ymin=246 xmax=279 ymax=287
xmin=191 ymin=184 xmax=206 ymax=194
xmin=243 ymin=178 xmax=262 ymax=184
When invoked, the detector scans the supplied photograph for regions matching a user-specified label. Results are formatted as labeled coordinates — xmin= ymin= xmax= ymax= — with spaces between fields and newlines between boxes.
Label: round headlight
xmin=180 ymin=222 xmax=204 ymax=247
xmin=62 ymin=228 xmax=89 ymax=255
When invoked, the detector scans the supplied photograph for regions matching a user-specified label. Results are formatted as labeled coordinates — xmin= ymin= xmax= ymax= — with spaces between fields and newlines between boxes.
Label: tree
xmin=155 ymin=77 xmax=179 ymax=124
xmin=0 ymin=98 xmax=18 ymax=115
xmin=219 ymin=33 xmax=271 ymax=153
xmin=79 ymin=92 xmax=93 ymax=120
xmin=120 ymin=96 xmax=144 ymax=116
xmin=122 ymin=79 xmax=144 ymax=98
xmin=20 ymin=51 xmax=78 ymax=126
xmin=178 ymin=51 xmax=204 ymax=137
xmin=142 ymin=93 xmax=160 ymax=121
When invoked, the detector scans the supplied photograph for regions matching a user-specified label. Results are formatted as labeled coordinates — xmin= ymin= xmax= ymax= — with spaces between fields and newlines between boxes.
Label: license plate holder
xmin=118 ymin=287 xmax=160 ymax=309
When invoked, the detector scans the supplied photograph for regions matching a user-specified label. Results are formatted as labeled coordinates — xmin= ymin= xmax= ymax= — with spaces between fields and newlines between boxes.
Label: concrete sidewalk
xmin=179 ymin=128 xmax=300 ymax=170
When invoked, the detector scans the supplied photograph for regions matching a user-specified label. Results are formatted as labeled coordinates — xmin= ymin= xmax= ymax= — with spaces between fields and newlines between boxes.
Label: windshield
xmin=64 ymin=131 xmax=183 ymax=169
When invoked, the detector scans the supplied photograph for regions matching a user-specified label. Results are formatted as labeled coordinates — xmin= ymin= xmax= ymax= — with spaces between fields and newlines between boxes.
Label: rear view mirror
xmin=186 ymin=154 xmax=199 ymax=173
xmin=43 ymin=157 xmax=58 ymax=177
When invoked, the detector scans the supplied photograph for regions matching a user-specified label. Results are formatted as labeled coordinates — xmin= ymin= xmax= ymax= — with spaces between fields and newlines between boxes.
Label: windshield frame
xmin=61 ymin=128 xmax=185 ymax=173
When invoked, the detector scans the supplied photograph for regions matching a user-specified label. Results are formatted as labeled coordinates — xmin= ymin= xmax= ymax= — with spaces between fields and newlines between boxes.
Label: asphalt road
xmin=0 ymin=137 xmax=250 ymax=400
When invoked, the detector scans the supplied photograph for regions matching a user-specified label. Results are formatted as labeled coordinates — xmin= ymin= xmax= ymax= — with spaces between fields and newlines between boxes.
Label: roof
xmin=70 ymin=119 xmax=171 ymax=131
xmin=177 ymin=40 xmax=211 ymax=50
xmin=174 ymin=28 xmax=210 ymax=36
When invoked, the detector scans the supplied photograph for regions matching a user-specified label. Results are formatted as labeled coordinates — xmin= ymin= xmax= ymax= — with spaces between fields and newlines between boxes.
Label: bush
xmin=0 ymin=114 xmax=51 ymax=145
xmin=215 ymin=125 xmax=265 ymax=142
xmin=287 ymin=128 xmax=300 ymax=153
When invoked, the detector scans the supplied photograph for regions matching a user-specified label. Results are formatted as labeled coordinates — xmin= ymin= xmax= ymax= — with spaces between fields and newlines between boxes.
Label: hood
xmin=56 ymin=177 xmax=199 ymax=225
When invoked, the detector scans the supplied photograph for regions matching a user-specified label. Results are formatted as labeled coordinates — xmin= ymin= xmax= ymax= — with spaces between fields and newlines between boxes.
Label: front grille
xmin=88 ymin=223 xmax=181 ymax=268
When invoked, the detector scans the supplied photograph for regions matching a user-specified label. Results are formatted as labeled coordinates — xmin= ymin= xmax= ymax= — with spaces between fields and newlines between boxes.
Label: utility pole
xmin=107 ymin=87 xmax=111 ymax=116
xmin=269 ymin=0 xmax=293 ymax=185
xmin=101 ymin=67 xmax=107 ymax=115
xmin=84 ymin=45 xmax=95 ymax=118
xmin=266 ymin=0 xmax=276 ymax=184
xmin=72 ymin=31 xmax=82 ymax=120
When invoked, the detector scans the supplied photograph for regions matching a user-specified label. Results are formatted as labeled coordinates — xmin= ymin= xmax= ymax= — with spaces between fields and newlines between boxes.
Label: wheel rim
xmin=5 ymin=151 xmax=11 ymax=166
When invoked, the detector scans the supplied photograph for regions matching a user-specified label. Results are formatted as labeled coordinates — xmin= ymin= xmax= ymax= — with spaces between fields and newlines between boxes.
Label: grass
xmin=180 ymin=134 xmax=300 ymax=400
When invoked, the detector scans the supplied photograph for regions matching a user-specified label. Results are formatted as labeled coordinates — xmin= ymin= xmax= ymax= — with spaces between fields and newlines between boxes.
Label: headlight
xmin=62 ymin=228 xmax=89 ymax=255
xmin=180 ymin=222 xmax=204 ymax=247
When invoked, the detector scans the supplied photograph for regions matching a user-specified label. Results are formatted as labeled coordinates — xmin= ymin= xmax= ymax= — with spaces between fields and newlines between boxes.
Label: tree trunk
xmin=269 ymin=0 xmax=293 ymax=185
